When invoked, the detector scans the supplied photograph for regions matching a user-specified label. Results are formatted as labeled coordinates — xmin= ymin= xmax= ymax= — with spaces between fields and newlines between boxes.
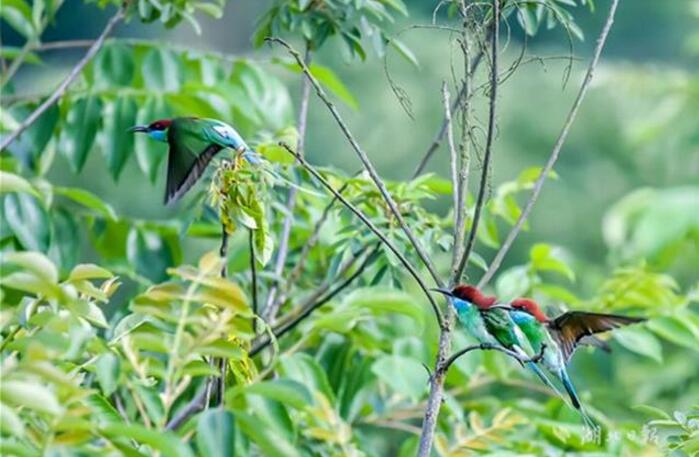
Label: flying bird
xmin=502 ymin=297 xmax=646 ymax=428
xmin=130 ymin=117 xmax=262 ymax=204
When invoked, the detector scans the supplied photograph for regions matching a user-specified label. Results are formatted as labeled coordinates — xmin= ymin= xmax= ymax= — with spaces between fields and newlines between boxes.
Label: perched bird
xmin=502 ymin=297 xmax=646 ymax=427
xmin=130 ymin=117 xmax=261 ymax=204
xmin=432 ymin=285 xmax=561 ymax=396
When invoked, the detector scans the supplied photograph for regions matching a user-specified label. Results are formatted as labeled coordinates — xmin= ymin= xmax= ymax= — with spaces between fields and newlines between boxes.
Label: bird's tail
xmin=560 ymin=368 xmax=599 ymax=435
xmin=511 ymin=345 xmax=564 ymax=398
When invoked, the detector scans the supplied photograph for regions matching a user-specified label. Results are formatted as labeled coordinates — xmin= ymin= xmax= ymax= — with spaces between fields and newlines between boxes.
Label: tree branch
xmin=278 ymin=142 xmax=444 ymax=326
xmin=454 ymin=0 xmax=500 ymax=281
xmin=411 ymin=27 xmax=491 ymax=179
xmin=266 ymin=37 xmax=445 ymax=299
xmin=417 ymin=3 xmax=499 ymax=456
xmin=250 ymin=243 xmax=380 ymax=357
xmin=477 ymin=0 xmax=619 ymax=289
xmin=0 ymin=6 xmax=125 ymax=151
xmin=249 ymin=229 xmax=258 ymax=331
xmin=440 ymin=342 xmax=546 ymax=376
xmin=263 ymin=44 xmax=313 ymax=323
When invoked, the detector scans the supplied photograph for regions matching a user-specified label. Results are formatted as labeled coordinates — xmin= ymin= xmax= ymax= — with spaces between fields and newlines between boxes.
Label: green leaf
xmin=283 ymin=61 xmax=359 ymax=110
xmin=68 ymin=263 xmax=113 ymax=281
xmin=235 ymin=412 xmax=301 ymax=457
xmin=48 ymin=208 xmax=80 ymax=273
xmin=102 ymin=97 xmax=137 ymax=180
xmin=127 ymin=227 xmax=174 ymax=283
xmin=6 ymin=103 xmax=59 ymax=171
xmin=54 ymin=186 xmax=117 ymax=220
xmin=135 ymin=97 xmax=169 ymax=183
xmin=613 ymin=326 xmax=662 ymax=362
xmin=390 ymin=38 xmax=419 ymax=68
xmin=0 ymin=401 xmax=25 ymax=437
xmin=94 ymin=352 xmax=120 ymax=396
xmin=101 ymin=423 xmax=195 ymax=457
xmin=0 ymin=0 xmax=34 ymax=38
xmin=142 ymin=48 xmax=184 ymax=92
xmin=648 ymin=315 xmax=699 ymax=351
xmin=196 ymin=409 xmax=235 ymax=457
xmin=4 ymin=193 xmax=50 ymax=252
xmin=632 ymin=404 xmax=672 ymax=420
xmin=1 ymin=251 xmax=58 ymax=283
xmin=58 ymin=95 xmax=102 ymax=172
xmin=0 ymin=171 xmax=39 ymax=197
xmin=94 ymin=43 xmax=134 ymax=88
xmin=343 ymin=288 xmax=425 ymax=329
xmin=371 ymin=355 xmax=428 ymax=401
xmin=0 ymin=380 xmax=63 ymax=416
xmin=238 ymin=379 xmax=312 ymax=410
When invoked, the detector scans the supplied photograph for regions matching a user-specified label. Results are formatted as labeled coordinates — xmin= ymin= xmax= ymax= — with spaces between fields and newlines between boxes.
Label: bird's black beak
xmin=431 ymin=287 xmax=453 ymax=297
xmin=128 ymin=125 xmax=148 ymax=133
xmin=490 ymin=304 xmax=514 ymax=311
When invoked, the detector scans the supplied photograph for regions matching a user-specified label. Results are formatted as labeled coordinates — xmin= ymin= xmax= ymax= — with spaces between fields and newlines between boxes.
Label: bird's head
xmin=432 ymin=284 xmax=496 ymax=311
xmin=511 ymin=298 xmax=549 ymax=323
xmin=129 ymin=119 xmax=172 ymax=142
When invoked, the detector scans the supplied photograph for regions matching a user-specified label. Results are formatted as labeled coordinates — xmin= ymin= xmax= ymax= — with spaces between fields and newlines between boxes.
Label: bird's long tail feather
xmin=511 ymin=345 xmax=564 ymax=399
xmin=560 ymin=368 xmax=598 ymax=434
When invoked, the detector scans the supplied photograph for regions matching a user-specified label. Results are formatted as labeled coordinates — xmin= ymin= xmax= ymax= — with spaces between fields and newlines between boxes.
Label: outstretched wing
xmin=549 ymin=311 xmax=645 ymax=362
xmin=165 ymin=118 xmax=223 ymax=204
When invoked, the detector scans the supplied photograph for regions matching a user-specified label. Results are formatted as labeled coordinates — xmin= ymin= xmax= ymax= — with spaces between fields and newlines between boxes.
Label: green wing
xmin=481 ymin=308 xmax=519 ymax=348
xmin=165 ymin=117 xmax=223 ymax=204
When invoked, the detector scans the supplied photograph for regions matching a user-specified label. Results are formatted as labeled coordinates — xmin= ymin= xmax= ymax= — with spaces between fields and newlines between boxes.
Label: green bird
xmin=432 ymin=285 xmax=561 ymax=396
xmin=502 ymin=297 xmax=646 ymax=428
xmin=130 ymin=117 xmax=262 ymax=204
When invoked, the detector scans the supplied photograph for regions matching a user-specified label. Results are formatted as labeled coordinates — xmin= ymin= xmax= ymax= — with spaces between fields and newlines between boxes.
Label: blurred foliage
xmin=1 ymin=0 xmax=698 ymax=456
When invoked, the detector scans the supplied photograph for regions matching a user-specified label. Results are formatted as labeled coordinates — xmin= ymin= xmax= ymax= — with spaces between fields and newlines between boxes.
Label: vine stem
xmin=266 ymin=37 xmax=446 ymax=327
xmin=0 ymin=5 xmax=126 ymax=151
xmin=478 ymin=0 xmax=620 ymax=289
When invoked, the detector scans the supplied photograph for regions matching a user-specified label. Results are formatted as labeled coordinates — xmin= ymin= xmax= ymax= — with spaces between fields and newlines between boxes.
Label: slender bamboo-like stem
xmin=264 ymin=44 xmax=313 ymax=322
xmin=0 ymin=6 xmax=125 ymax=151
xmin=478 ymin=0 xmax=620 ymax=289
xmin=278 ymin=142 xmax=444 ymax=325
xmin=266 ymin=38 xmax=446 ymax=315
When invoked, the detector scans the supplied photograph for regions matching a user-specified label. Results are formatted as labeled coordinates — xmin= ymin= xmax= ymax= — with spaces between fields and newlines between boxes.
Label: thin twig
xmin=250 ymin=244 xmax=379 ymax=357
xmin=444 ymin=83 xmax=459 ymax=219
xmin=164 ymin=377 xmax=213 ymax=431
xmin=0 ymin=7 xmax=125 ymax=151
xmin=249 ymin=230 xmax=258 ymax=331
xmin=264 ymin=44 xmax=313 ymax=322
xmin=411 ymin=27 xmax=492 ymax=178
xmin=277 ymin=142 xmax=444 ymax=326
xmin=440 ymin=342 xmax=546 ymax=375
xmin=478 ymin=0 xmax=619 ymax=289
xmin=266 ymin=38 xmax=445 ymax=309
xmin=454 ymin=0 xmax=499 ymax=281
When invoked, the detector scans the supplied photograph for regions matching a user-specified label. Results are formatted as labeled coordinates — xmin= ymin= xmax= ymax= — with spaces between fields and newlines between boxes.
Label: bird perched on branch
xmin=130 ymin=117 xmax=262 ymax=204
xmin=499 ymin=297 xmax=646 ymax=428
xmin=432 ymin=285 xmax=561 ymax=396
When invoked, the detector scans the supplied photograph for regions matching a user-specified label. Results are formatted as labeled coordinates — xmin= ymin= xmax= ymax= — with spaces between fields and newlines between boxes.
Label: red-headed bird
xmin=502 ymin=298 xmax=646 ymax=428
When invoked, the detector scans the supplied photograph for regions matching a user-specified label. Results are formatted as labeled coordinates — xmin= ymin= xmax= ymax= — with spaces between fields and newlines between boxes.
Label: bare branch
xmin=250 ymin=243 xmax=380 ymax=357
xmin=0 ymin=6 xmax=125 ymax=151
xmin=411 ymin=27 xmax=491 ymax=179
xmin=248 ymin=230 xmax=258 ymax=330
xmin=454 ymin=0 xmax=500 ymax=281
xmin=264 ymin=44 xmax=313 ymax=322
xmin=441 ymin=342 xmax=546 ymax=375
xmin=266 ymin=37 xmax=445 ymax=298
xmin=278 ymin=142 xmax=444 ymax=326
xmin=478 ymin=0 xmax=619 ymax=289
